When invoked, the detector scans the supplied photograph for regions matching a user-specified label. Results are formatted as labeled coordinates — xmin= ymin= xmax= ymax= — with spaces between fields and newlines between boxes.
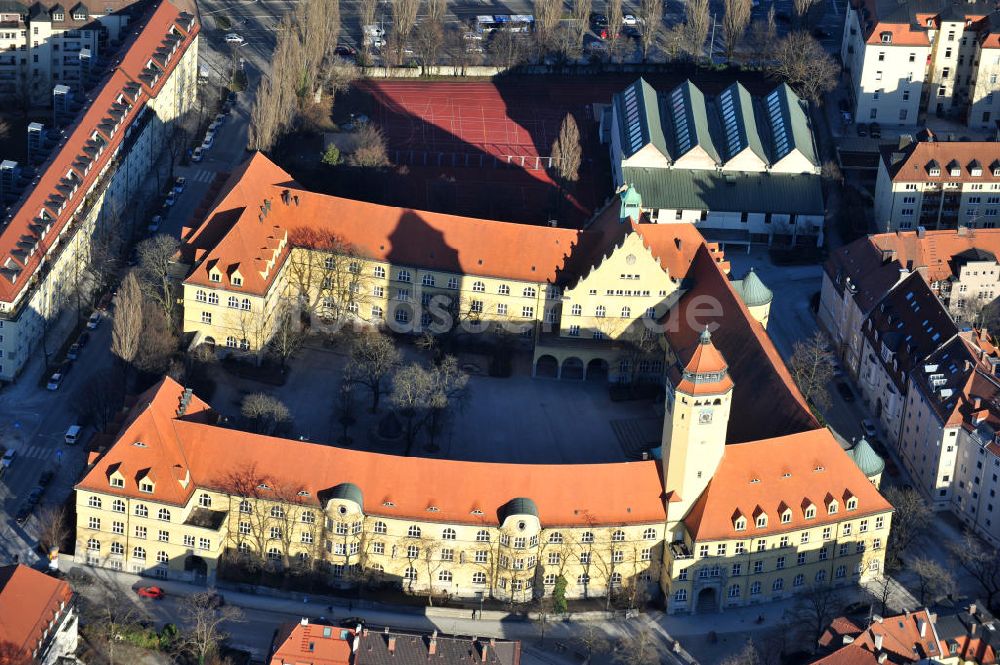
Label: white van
xmin=64 ymin=425 xmax=82 ymax=445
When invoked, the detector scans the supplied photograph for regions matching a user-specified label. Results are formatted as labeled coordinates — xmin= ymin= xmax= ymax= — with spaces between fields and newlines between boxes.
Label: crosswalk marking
xmin=188 ymin=169 xmax=216 ymax=183
xmin=19 ymin=444 xmax=51 ymax=460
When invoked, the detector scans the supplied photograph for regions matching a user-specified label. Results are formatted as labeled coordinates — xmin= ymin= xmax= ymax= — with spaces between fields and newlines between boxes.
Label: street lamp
xmin=476 ymin=591 xmax=484 ymax=620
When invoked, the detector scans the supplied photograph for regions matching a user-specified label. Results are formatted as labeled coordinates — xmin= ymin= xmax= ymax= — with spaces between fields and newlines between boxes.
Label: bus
xmin=475 ymin=14 xmax=534 ymax=34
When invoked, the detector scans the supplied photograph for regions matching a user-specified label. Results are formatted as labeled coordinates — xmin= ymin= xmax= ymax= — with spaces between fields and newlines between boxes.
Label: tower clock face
xmin=698 ymin=409 xmax=713 ymax=424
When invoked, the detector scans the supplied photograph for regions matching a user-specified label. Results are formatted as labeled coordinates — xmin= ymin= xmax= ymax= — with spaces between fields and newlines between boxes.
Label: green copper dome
xmin=849 ymin=438 xmax=885 ymax=478
xmin=738 ymin=268 xmax=773 ymax=307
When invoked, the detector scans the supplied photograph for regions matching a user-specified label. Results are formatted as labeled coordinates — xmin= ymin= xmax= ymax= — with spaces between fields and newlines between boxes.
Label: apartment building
xmin=0 ymin=564 xmax=77 ymax=665
xmin=0 ymin=0 xmax=139 ymax=104
xmin=602 ymin=79 xmax=824 ymax=247
xmin=874 ymin=137 xmax=1000 ymax=233
xmin=841 ymin=0 xmax=1000 ymax=128
xmin=0 ymin=0 xmax=198 ymax=382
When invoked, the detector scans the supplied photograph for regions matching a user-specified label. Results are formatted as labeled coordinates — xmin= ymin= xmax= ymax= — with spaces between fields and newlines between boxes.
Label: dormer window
xmin=827 ymin=500 xmax=839 ymax=515
xmin=949 ymin=161 xmax=961 ymax=177
xmin=735 ymin=516 xmax=747 ymax=531
xmin=198 ymin=493 xmax=212 ymax=507
xmin=52 ymin=11 xmax=64 ymax=20
xmin=73 ymin=9 xmax=86 ymax=20
xmin=781 ymin=510 xmax=792 ymax=524
xmin=805 ymin=505 xmax=816 ymax=519
xmin=970 ymin=161 xmax=983 ymax=177
xmin=139 ymin=480 xmax=154 ymax=493
xmin=846 ymin=497 xmax=858 ymax=511
xmin=756 ymin=514 xmax=767 ymax=528
xmin=928 ymin=161 xmax=941 ymax=177
xmin=231 ymin=275 xmax=242 ymax=286
xmin=209 ymin=271 xmax=221 ymax=283
xmin=110 ymin=476 xmax=124 ymax=488
xmin=926 ymin=18 xmax=933 ymax=27
xmin=880 ymin=31 xmax=892 ymax=43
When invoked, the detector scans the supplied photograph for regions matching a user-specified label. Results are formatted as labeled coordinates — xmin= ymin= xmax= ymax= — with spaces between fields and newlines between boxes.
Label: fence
xmin=393 ymin=149 xmax=553 ymax=171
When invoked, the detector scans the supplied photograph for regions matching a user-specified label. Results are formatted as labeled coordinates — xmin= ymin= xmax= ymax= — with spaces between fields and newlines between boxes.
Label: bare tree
xmin=293 ymin=0 xmax=342 ymax=99
xmin=683 ymin=0 xmax=710 ymax=61
xmin=571 ymin=0 xmax=592 ymax=53
xmin=948 ymin=532 xmax=1000 ymax=610
xmin=286 ymin=229 xmax=369 ymax=326
xmin=267 ymin=302 xmax=304 ymax=369
xmin=413 ymin=19 xmax=445 ymax=74
xmin=36 ymin=505 xmax=70 ymax=556
xmin=359 ymin=0 xmax=378 ymax=61
xmin=391 ymin=0 xmax=420 ymax=60
xmin=883 ymin=486 xmax=931 ymax=570
xmin=134 ymin=304 xmax=178 ymax=376
xmin=0 ymin=641 xmax=32 ymax=665
xmin=789 ymin=329 xmax=835 ymax=411
xmin=345 ymin=329 xmax=402 ymax=412
xmin=180 ymin=593 xmax=244 ymax=665
xmin=534 ymin=0 xmax=563 ymax=61
xmin=136 ymin=234 xmax=180 ymax=330
xmin=240 ymin=393 xmax=291 ymax=435
xmin=746 ymin=8 xmax=777 ymax=65
xmin=613 ymin=631 xmax=664 ymax=665
xmin=82 ymin=591 xmax=146 ymax=665
xmin=722 ymin=0 xmax=751 ymax=61
xmin=111 ymin=271 xmax=142 ymax=371
xmin=391 ymin=356 xmax=469 ymax=454
xmin=73 ymin=367 xmax=126 ymax=431
xmin=427 ymin=0 xmax=447 ymax=24
xmin=720 ymin=639 xmax=765 ymax=665
xmin=661 ymin=23 xmax=688 ymax=61
xmin=638 ymin=0 xmax=663 ymax=61
xmin=792 ymin=0 xmax=820 ymax=25
xmin=551 ymin=113 xmax=582 ymax=188
xmin=785 ymin=584 xmax=843 ymax=646
xmin=348 ymin=124 xmax=390 ymax=168
xmin=576 ymin=623 xmax=611 ymax=659
xmin=488 ymin=23 xmax=527 ymax=68
xmin=911 ymin=556 xmax=957 ymax=605
xmin=769 ymin=31 xmax=839 ymax=104
xmin=606 ymin=0 xmax=625 ymax=61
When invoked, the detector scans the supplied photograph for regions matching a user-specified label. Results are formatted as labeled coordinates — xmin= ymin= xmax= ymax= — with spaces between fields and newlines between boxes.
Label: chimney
xmin=300 ymin=617 xmax=309 ymax=626
xmin=970 ymin=603 xmax=978 ymax=616
xmin=919 ymin=619 xmax=927 ymax=637
xmin=905 ymin=609 xmax=911 ymax=617
xmin=877 ymin=653 xmax=888 ymax=664
xmin=353 ymin=636 xmax=360 ymax=653
xmin=975 ymin=397 xmax=982 ymax=409
xmin=481 ymin=642 xmax=489 ymax=663
xmin=388 ymin=637 xmax=396 ymax=654
xmin=972 ymin=623 xmax=978 ymax=636
xmin=873 ymin=631 xmax=884 ymax=651
xmin=874 ymin=615 xmax=884 ymax=623
xmin=363 ymin=628 xmax=369 ymax=637
xmin=428 ymin=635 xmax=437 ymax=656
xmin=917 ymin=226 xmax=926 ymax=238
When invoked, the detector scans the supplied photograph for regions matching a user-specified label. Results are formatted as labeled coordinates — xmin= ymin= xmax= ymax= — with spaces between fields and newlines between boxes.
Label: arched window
xmin=404 ymin=566 xmax=417 ymax=581
xmin=438 ymin=570 xmax=453 ymax=582
xmin=612 ymin=530 xmax=625 ymax=542
xmin=195 ymin=290 xmax=207 ymax=302
xmin=595 ymin=305 xmax=606 ymax=318
xmin=472 ymin=281 xmax=485 ymax=292
xmin=773 ymin=578 xmax=784 ymax=591
xmin=132 ymin=546 xmax=146 ymax=560
xmin=271 ymin=506 xmax=284 ymax=518
xmin=239 ymin=339 xmax=249 ymax=351
xmin=571 ymin=304 xmax=582 ymax=316
xmin=238 ymin=542 xmax=250 ymax=553
xmin=239 ymin=499 xmax=252 ymax=514
xmin=407 ymin=525 xmax=421 ymax=538
xmin=241 ymin=298 xmax=251 ymax=311
xmin=815 ymin=570 xmax=827 ymax=582
xmin=610 ymin=572 xmax=622 ymax=587
xmin=207 ymin=292 xmax=219 ymax=305
xmin=523 ymin=287 xmax=536 ymax=298
xmin=643 ymin=528 xmax=656 ymax=540
xmin=199 ymin=493 xmax=212 ymax=508
xmin=374 ymin=521 xmax=387 ymax=534
xmin=374 ymin=266 xmax=386 ymax=278
xmin=498 ymin=284 xmax=510 ymax=295
xmin=228 ymin=296 xmax=239 ymax=308
xmin=112 ymin=499 xmax=125 ymax=513
xmin=728 ymin=584 xmax=740 ymax=598
xmin=472 ymin=572 xmax=487 ymax=584
xmin=110 ymin=542 xmax=124 ymax=555
xmin=87 ymin=538 xmax=100 ymax=551
xmin=621 ymin=306 xmax=631 ymax=318
xmin=548 ymin=531 xmax=563 ymax=544
xmin=134 ymin=504 xmax=148 ymax=518
xmin=476 ymin=530 xmax=490 ymax=542
xmin=156 ymin=551 xmax=168 ymax=563
xmin=157 ymin=508 xmax=171 ymax=522
xmin=442 ymin=528 xmax=457 ymax=540
xmin=581 ymin=531 xmax=594 ymax=543
xmin=226 ymin=336 xmax=237 ymax=348
xmin=88 ymin=496 xmax=102 ymax=509
xmin=267 ymin=547 xmax=281 ymax=560
xmin=794 ymin=574 xmax=804 ymax=587
xmin=406 ymin=545 xmax=419 ymax=558
xmin=577 ymin=573 xmax=590 ymax=585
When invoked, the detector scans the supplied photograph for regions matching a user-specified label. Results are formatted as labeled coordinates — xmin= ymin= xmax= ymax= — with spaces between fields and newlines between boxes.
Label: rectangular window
xmin=184 ymin=535 xmax=195 ymax=547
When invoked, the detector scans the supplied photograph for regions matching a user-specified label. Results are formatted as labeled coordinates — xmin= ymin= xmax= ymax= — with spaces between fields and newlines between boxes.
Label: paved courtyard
xmin=207 ymin=343 xmax=659 ymax=464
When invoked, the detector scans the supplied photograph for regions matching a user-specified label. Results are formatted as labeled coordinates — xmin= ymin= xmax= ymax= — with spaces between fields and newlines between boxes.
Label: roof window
xmin=880 ymin=31 xmax=892 ymax=43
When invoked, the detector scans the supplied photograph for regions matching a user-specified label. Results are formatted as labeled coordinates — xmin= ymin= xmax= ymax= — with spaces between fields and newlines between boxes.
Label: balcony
xmin=669 ymin=541 xmax=693 ymax=560
xmin=183 ymin=508 xmax=228 ymax=531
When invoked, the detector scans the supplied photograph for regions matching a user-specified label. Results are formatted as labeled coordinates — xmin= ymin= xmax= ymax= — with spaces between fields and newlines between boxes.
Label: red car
xmin=136 ymin=586 xmax=165 ymax=600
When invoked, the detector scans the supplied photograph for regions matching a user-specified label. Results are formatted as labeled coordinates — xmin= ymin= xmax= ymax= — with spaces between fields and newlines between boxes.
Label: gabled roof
xmin=810 ymin=609 xmax=940 ymax=664
xmin=0 ymin=564 xmax=73 ymax=661
xmin=716 ymin=82 xmax=767 ymax=163
xmin=664 ymin=80 xmax=720 ymax=164
xmin=883 ymin=140 xmax=1000 ymax=183
xmin=613 ymin=78 xmax=669 ymax=160
xmin=684 ymin=429 xmax=893 ymax=541
xmin=78 ymin=378 xmax=668 ymax=526
xmin=764 ymin=83 xmax=818 ymax=166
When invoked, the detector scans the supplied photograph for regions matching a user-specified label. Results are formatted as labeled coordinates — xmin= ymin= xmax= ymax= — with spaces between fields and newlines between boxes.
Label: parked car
xmin=174 ymin=176 xmax=186 ymax=193
xmin=869 ymin=122 xmax=882 ymax=138
xmin=862 ymin=419 xmax=878 ymax=439
xmin=137 ymin=586 xmax=165 ymax=600
xmin=191 ymin=147 xmax=204 ymax=163
xmin=836 ymin=382 xmax=854 ymax=402
xmin=46 ymin=372 xmax=64 ymax=391
xmin=334 ymin=45 xmax=357 ymax=59
xmin=224 ymin=33 xmax=246 ymax=45
xmin=15 ymin=504 xmax=32 ymax=524
xmin=148 ymin=215 xmax=162 ymax=233
xmin=340 ymin=617 xmax=366 ymax=629
xmin=86 ymin=312 xmax=101 ymax=329
xmin=214 ymin=113 xmax=226 ymax=125
xmin=164 ymin=192 xmax=176 ymax=206
xmin=66 ymin=343 xmax=81 ymax=361
xmin=2 ymin=449 xmax=15 ymax=469
xmin=202 ymin=133 xmax=215 ymax=150
xmin=589 ymin=12 xmax=608 ymax=29
xmin=856 ymin=123 xmax=868 ymax=137
xmin=622 ymin=13 xmax=638 ymax=25
xmin=77 ymin=331 xmax=90 ymax=347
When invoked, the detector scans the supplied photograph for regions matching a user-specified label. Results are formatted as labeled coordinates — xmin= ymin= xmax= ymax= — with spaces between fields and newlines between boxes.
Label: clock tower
xmin=661 ymin=328 xmax=734 ymax=532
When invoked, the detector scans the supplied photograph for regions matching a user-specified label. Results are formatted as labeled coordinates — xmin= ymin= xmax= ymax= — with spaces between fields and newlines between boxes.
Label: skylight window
xmin=719 ymin=89 xmax=743 ymax=156
xmin=671 ymin=88 xmax=692 ymax=154
xmin=767 ymin=90 xmax=790 ymax=160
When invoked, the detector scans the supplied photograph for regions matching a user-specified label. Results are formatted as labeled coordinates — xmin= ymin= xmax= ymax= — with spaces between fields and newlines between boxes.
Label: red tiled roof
xmin=811 ymin=610 xmax=941 ymax=665
xmin=78 ymin=377 xmax=668 ymax=526
xmin=865 ymin=22 xmax=931 ymax=45
xmin=270 ymin=622 xmax=353 ymax=665
xmin=683 ymin=429 xmax=892 ymax=541
xmin=0 ymin=564 xmax=73 ymax=661
xmin=0 ymin=0 xmax=198 ymax=305
xmin=665 ymin=244 xmax=818 ymax=443
xmin=885 ymin=141 xmax=1000 ymax=184
xmin=181 ymin=154 xmax=711 ymax=297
